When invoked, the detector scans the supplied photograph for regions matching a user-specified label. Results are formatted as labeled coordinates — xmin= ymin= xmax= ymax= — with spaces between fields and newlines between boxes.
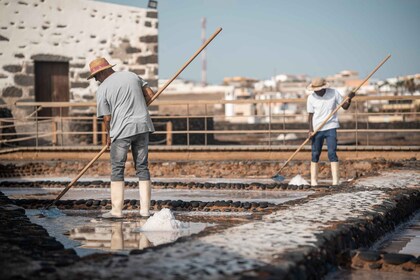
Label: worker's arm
xmin=103 ymin=115 xmax=111 ymax=148
xmin=341 ymin=91 xmax=356 ymax=110
xmin=142 ymin=85 xmax=156 ymax=105
xmin=308 ymin=113 xmax=314 ymax=138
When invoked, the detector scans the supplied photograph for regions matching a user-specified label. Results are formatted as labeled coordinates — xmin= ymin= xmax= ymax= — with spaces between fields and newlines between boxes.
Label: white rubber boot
xmin=311 ymin=162 xmax=318 ymax=186
xmin=331 ymin=162 xmax=340 ymax=186
xmin=102 ymin=181 xmax=124 ymax=219
xmin=139 ymin=180 xmax=151 ymax=217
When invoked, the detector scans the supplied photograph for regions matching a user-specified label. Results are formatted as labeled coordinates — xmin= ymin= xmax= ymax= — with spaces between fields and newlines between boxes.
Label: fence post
xmin=93 ymin=115 xmax=98 ymax=145
xmin=101 ymin=121 xmax=107 ymax=146
xmin=268 ymin=101 xmax=272 ymax=147
xmin=187 ymin=104 xmax=190 ymax=146
xmin=204 ymin=104 xmax=208 ymax=146
xmin=166 ymin=121 xmax=173 ymax=146
xmin=60 ymin=107 xmax=63 ymax=146
xmin=52 ymin=118 xmax=57 ymax=146
xmin=35 ymin=106 xmax=39 ymax=148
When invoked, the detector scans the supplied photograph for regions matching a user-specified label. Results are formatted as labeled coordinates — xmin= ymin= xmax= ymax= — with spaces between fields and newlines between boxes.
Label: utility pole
xmin=201 ymin=17 xmax=207 ymax=86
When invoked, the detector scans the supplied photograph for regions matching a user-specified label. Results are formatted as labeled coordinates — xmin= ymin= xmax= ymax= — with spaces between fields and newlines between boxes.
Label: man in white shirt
xmin=307 ymin=78 xmax=355 ymax=186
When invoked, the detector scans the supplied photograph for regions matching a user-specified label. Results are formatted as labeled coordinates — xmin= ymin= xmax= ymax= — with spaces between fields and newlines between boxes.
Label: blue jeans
xmin=311 ymin=128 xmax=338 ymax=163
xmin=110 ymin=133 xmax=150 ymax=181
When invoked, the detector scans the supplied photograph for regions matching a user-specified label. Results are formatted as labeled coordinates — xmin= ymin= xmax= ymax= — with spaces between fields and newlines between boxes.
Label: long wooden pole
xmin=46 ymin=28 xmax=223 ymax=209
xmin=273 ymin=54 xmax=391 ymax=176
xmin=148 ymin=27 xmax=223 ymax=105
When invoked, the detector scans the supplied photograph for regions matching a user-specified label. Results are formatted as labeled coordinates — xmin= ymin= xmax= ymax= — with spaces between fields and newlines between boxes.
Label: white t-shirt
xmin=307 ymin=88 xmax=343 ymax=132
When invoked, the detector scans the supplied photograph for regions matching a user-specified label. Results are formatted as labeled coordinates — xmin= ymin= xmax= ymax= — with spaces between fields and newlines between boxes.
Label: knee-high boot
xmin=331 ymin=162 xmax=340 ymax=186
xmin=139 ymin=180 xmax=151 ymax=217
xmin=311 ymin=162 xmax=318 ymax=186
xmin=102 ymin=181 xmax=124 ymax=219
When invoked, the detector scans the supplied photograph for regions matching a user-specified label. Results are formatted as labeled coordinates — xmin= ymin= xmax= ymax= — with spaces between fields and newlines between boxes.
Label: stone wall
xmin=0 ymin=0 xmax=158 ymax=121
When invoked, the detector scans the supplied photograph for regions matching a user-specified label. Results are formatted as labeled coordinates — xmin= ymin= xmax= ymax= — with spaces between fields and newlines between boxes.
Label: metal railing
xmin=0 ymin=95 xmax=419 ymax=150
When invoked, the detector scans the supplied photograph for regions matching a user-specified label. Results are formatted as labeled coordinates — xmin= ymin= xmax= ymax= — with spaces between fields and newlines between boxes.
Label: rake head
xmin=271 ymin=173 xmax=285 ymax=182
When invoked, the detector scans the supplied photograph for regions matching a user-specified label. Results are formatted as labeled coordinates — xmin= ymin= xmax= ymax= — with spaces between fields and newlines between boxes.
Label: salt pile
xmin=139 ymin=208 xmax=188 ymax=231
xmin=288 ymin=174 xmax=309 ymax=186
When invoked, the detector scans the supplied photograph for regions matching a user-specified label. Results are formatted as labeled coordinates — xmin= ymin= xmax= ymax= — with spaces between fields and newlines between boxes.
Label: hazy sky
xmin=98 ymin=0 xmax=420 ymax=84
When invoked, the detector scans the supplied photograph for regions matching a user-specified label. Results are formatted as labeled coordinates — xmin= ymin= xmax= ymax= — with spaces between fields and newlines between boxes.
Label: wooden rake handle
xmin=48 ymin=28 xmax=224 ymax=207
xmin=275 ymin=54 xmax=391 ymax=174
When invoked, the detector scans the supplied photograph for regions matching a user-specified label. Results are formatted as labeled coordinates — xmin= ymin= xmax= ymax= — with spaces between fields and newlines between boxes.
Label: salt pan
xmin=288 ymin=174 xmax=309 ymax=186
xmin=139 ymin=208 xmax=188 ymax=231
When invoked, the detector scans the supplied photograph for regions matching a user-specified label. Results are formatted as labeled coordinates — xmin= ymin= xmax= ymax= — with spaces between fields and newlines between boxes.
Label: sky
xmin=98 ymin=0 xmax=420 ymax=84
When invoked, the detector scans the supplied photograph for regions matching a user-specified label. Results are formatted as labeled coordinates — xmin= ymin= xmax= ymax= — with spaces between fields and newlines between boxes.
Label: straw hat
xmin=87 ymin=57 xmax=115 ymax=80
xmin=307 ymin=78 xmax=329 ymax=91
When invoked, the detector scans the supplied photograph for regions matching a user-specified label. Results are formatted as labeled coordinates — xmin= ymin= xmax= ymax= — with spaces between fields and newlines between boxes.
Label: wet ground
xmin=1 ymin=168 xmax=419 ymax=279
xmin=26 ymin=209 xmax=216 ymax=257
xmin=1 ymin=187 xmax=313 ymax=204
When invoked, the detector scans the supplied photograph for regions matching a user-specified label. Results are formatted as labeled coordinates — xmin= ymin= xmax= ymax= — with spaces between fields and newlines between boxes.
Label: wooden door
xmin=35 ymin=61 xmax=69 ymax=117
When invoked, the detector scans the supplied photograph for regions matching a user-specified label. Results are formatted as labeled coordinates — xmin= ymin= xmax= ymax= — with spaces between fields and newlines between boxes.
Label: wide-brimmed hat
xmin=87 ymin=57 xmax=115 ymax=80
xmin=307 ymin=78 xmax=329 ymax=91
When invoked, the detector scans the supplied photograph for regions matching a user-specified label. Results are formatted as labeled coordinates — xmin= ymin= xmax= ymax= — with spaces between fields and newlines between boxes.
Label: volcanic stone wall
xmin=0 ymin=0 xmax=158 ymax=120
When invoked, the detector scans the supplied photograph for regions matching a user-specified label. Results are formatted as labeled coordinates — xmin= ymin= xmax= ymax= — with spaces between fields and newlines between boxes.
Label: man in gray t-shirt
xmin=88 ymin=57 xmax=155 ymax=219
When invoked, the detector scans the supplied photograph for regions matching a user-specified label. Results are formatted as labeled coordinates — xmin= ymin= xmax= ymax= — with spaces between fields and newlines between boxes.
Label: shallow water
xmin=26 ymin=209 xmax=212 ymax=257
xmin=2 ymin=187 xmax=312 ymax=204
xmin=374 ymin=210 xmax=420 ymax=257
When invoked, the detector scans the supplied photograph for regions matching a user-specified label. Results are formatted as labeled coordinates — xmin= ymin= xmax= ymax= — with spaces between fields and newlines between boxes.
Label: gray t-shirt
xmin=96 ymin=71 xmax=155 ymax=141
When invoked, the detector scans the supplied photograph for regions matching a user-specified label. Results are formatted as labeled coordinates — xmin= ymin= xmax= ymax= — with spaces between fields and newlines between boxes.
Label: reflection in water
xmin=69 ymin=219 xmax=209 ymax=252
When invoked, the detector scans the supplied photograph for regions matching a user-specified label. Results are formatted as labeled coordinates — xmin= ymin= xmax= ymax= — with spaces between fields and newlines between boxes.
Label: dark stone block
xmin=171 ymin=200 xmax=182 ymax=207
xmin=139 ymin=35 xmax=158 ymax=43
xmin=14 ymin=74 xmax=34 ymax=86
xmin=31 ymin=54 xmax=71 ymax=62
xmin=14 ymin=53 xmax=24 ymax=58
xmin=71 ymin=81 xmax=89 ymax=88
xmin=0 ymin=73 xmax=7 ymax=79
xmin=383 ymin=253 xmax=415 ymax=265
xmin=358 ymin=251 xmax=381 ymax=262
xmin=145 ymin=21 xmax=152 ymax=27
xmin=368 ymin=263 xmax=382 ymax=270
xmin=243 ymin=202 xmax=251 ymax=209
xmin=100 ymin=199 xmax=108 ymax=206
xmin=83 ymin=95 xmax=94 ymax=101
xmin=199 ymin=201 xmax=207 ymax=208
xmin=130 ymin=68 xmax=145 ymax=75
xmin=0 ymin=35 xmax=9 ymax=41
xmin=126 ymin=46 xmax=142 ymax=54
xmin=146 ymin=11 xmax=158 ymax=18
xmin=3 ymin=65 xmax=22 ymax=73
xmin=259 ymin=202 xmax=269 ymax=208
xmin=78 ymin=71 xmax=90 ymax=79
xmin=3 ymin=86 xmax=23 ymax=97
xmin=70 ymin=63 xmax=85 ymax=68
xmin=137 ymin=55 xmax=158 ymax=65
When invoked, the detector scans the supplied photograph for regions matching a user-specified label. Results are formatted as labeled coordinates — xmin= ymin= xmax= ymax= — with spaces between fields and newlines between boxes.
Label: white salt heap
xmin=288 ymin=174 xmax=309 ymax=185
xmin=140 ymin=208 xmax=188 ymax=231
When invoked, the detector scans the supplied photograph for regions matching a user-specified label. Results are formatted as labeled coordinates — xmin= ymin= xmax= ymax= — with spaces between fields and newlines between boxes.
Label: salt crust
xmin=288 ymin=174 xmax=309 ymax=186
xmin=137 ymin=208 xmax=188 ymax=232
xmin=72 ymin=191 xmax=388 ymax=279
xmin=354 ymin=170 xmax=420 ymax=189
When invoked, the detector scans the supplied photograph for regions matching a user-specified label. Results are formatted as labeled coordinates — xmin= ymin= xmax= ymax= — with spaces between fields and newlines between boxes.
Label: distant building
xmin=223 ymin=77 xmax=258 ymax=123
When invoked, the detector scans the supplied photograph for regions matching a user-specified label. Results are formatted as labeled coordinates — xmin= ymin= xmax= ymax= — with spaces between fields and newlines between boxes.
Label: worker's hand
xmin=348 ymin=91 xmax=356 ymax=100
xmin=106 ymin=135 xmax=111 ymax=149
xmin=308 ymin=130 xmax=314 ymax=139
